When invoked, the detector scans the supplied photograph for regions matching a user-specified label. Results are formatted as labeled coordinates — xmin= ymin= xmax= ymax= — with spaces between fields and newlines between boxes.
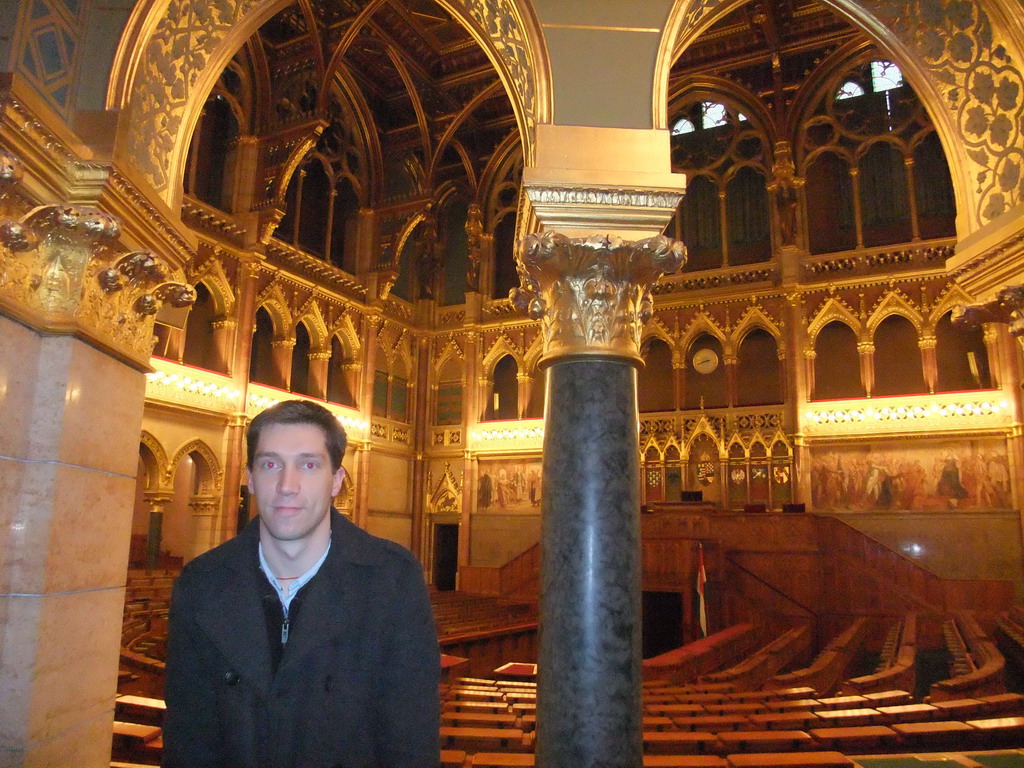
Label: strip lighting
xmin=805 ymin=399 xmax=1009 ymax=424
xmin=146 ymin=371 xmax=241 ymax=402
xmin=247 ymin=392 xmax=368 ymax=435
xmin=471 ymin=427 xmax=545 ymax=441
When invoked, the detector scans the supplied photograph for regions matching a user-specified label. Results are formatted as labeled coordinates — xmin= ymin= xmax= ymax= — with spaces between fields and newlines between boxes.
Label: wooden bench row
xmin=701 ymin=625 xmax=815 ymax=692
xmin=930 ymin=611 xmax=1006 ymax=702
xmin=765 ymin=618 xmax=873 ymax=696
xmin=842 ymin=613 xmax=916 ymax=696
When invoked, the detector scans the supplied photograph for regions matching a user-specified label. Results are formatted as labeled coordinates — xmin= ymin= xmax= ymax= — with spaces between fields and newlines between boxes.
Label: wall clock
xmin=692 ymin=348 xmax=719 ymax=374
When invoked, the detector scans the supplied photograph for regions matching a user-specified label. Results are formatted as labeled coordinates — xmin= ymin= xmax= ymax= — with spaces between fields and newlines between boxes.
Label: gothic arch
xmin=166 ymin=439 xmax=224 ymax=495
xmin=294 ymin=301 xmax=330 ymax=351
xmin=807 ymin=297 xmax=863 ymax=342
xmin=928 ymin=283 xmax=978 ymax=328
xmin=731 ymin=306 xmax=783 ymax=351
xmin=523 ymin=333 xmax=545 ymax=374
xmin=640 ymin=438 xmax=664 ymax=461
xmin=139 ymin=431 xmax=170 ymax=492
xmin=659 ymin=0 xmax=1024 ymax=234
xmin=165 ymin=442 xmax=224 ymax=495
xmin=188 ymin=255 xmax=235 ymax=317
xmin=254 ymin=283 xmax=293 ymax=339
xmin=681 ymin=313 xmax=729 ymax=356
xmin=434 ymin=339 xmax=465 ymax=380
xmin=867 ymin=291 xmax=924 ymax=336
xmin=111 ymin=0 xmax=548 ymax=208
xmin=683 ymin=417 xmax=725 ymax=458
xmin=328 ymin=314 xmax=362 ymax=360
xmin=481 ymin=334 xmax=524 ymax=378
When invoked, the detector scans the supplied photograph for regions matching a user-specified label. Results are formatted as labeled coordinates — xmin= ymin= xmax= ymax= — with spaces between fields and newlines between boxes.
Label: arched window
xmin=726 ymin=166 xmax=770 ymax=264
xmin=185 ymin=95 xmax=238 ymax=210
xmin=671 ymin=117 xmax=695 ymax=135
xmin=290 ymin=322 xmax=313 ymax=396
xmin=873 ymin=315 xmax=926 ymax=396
xmin=638 ymin=338 xmax=675 ymax=412
xmin=389 ymin=232 xmax=416 ymax=302
xmin=685 ymin=334 xmax=727 ymax=409
xmin=935 ymin=312 xmax=991 ymax=391
xmin=806 ymin=152 xmax=856 ymax=254
xmin=329 ymin=176 xmax=360 ymax=273
xmin=836 ymin=81 xmax=865 ymax=100
xmin=249 ymin=307 xmax=276 ymax=386
xmin=437 ymin=197 xmax=468 ymax=306
xmin=914 ymin=132 xmax=956 ymax=239
xmin=182 ymin=283 xmax=219 ymax=371
xmin=736 ymin=329 xmax=781 ymax=406
xmin=681 ymin=175 xmax=722 ymax=272
xmin=859 ymin=142 xmax=912 ymax=247
xmin=297 ymin=161 xmax=331 ymax=258
xmin=492 ymin=214 xmax=518 ymax=300
xmin=391 ymin=358 xmax=410 ymax=423
xmin=326 ymin=335 xmax=356 ymax=406
xmin=435 ymin=356 xmax=464 ymax=426
xmin=813 ymin=321 xmax=863 ymax=400
xmin=486 ymin=355 xmax=519 ymax=420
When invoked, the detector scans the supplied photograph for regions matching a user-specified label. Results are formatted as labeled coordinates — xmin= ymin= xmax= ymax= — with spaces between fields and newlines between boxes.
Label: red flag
xmin=696 ymin=542 xmax=708 ymax=637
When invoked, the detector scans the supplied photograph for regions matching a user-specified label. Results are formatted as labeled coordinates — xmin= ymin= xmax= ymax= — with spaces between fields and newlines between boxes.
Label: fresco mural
xmin=811 ymin=439 xmax=1012 ymax=512
xmin=477 ymin=459 xmax=543 ymax=513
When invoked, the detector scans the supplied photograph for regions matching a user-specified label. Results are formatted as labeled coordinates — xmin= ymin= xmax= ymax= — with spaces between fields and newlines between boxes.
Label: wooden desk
xmin=715 ymin=730 xmax=815 ymax=753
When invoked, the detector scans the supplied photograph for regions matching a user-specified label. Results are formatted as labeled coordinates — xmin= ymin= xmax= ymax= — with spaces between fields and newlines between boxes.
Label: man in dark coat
xmin=162 ymin=400 xmax=440 ymax=768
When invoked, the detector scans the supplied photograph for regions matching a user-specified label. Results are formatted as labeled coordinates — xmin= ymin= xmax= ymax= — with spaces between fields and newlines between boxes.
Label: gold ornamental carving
xmin=954 ymin=284 xmax=1024 ymax=348
xmin=0 ymin=202 xmax=196 ymax=368
xmin=511 ymin=232 xmax=686 ymax=367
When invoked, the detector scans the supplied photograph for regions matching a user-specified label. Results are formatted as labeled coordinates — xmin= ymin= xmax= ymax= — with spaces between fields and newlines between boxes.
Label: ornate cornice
xmin=525 ymin=183 xmax=685 ymax=237
xmin=511 ymin=231 xmax=686 ymax=366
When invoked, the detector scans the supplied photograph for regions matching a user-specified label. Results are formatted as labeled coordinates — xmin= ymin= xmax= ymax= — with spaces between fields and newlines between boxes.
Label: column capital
xmin=0 ymin=198 xmax=196 ymax=369
xmin=511 ymin=231 xmax=685 ymax=367
xmin=954 ymin=284 xmax=1024 ymax=342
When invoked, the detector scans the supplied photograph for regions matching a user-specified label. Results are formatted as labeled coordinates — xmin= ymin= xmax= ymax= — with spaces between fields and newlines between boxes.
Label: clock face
xmin=692 ymin=348 xmax=719 ymax=374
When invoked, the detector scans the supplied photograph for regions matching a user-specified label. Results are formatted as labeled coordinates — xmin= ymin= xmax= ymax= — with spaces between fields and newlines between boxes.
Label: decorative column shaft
xmin=512 ymin=232 xmax=685 ymax=768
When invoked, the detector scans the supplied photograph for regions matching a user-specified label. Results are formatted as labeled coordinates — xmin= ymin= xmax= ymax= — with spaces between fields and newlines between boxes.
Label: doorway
xmin=433 ymin=523 xmax=459 ymax=591
xmin=642 ymin=590 xmax=684 ymax=659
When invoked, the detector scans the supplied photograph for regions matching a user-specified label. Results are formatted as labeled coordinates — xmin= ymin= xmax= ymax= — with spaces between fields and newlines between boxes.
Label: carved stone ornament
xmin=953 ymin=284 xmax=1024 ymax=341
xmin=0 ymin=149 xmax=21 ymax=183
xmin=511 ymin=231 xmax=686 ymax=366
xmin=0 ymin=204 xmax=195 ymax=367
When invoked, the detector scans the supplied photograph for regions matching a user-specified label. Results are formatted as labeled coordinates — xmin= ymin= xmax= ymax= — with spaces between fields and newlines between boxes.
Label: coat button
xmin=224 ymin=670 xmax=240 ymax=685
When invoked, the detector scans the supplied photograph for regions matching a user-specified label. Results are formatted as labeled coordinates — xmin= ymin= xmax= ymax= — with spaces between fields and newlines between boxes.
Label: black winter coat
xmin=161 ymin=510 xmax=441 ymax=768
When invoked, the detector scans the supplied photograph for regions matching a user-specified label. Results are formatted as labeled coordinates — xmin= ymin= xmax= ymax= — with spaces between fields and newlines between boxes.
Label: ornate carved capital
xmin=0 ymin=203 xmax=195 ymax=368
xmin=954 ymin=284 xmax=1024 ymax=341
xmin=511 ymin=231 xmax=686 ymax=367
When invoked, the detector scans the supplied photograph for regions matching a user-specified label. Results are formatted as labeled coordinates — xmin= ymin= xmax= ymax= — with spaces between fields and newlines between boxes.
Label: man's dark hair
xmin=247 ymin=400 xmax=347 ymax=472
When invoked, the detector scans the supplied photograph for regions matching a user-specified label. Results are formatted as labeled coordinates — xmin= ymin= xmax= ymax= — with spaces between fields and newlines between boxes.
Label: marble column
xmin=512 ymin=232 xmax=685 ymax=768
xmin=0 ymin=175 xmax=195 ymax=765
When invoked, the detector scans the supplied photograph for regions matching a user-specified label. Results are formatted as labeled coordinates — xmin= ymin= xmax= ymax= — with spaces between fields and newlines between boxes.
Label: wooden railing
xmin=460 ymin=544 xmax=540 ymax=600
xmin=642 ymin=623 xmax=762 ymax=683
xmin=816 ymin=516 xmax=1014 ymax=613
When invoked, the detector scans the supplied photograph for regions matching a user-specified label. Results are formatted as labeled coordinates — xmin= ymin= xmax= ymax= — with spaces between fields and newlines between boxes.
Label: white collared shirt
xmin=258 ymin=541 xmax=331 ymax=612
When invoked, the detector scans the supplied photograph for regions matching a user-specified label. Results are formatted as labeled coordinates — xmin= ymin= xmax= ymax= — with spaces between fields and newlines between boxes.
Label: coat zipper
xmin=281 ymin=605 xmax=290 ymax=645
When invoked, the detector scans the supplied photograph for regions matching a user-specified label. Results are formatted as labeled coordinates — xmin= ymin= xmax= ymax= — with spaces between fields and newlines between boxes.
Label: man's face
xmin=247 ymin=422 xmax=344 ymax=547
